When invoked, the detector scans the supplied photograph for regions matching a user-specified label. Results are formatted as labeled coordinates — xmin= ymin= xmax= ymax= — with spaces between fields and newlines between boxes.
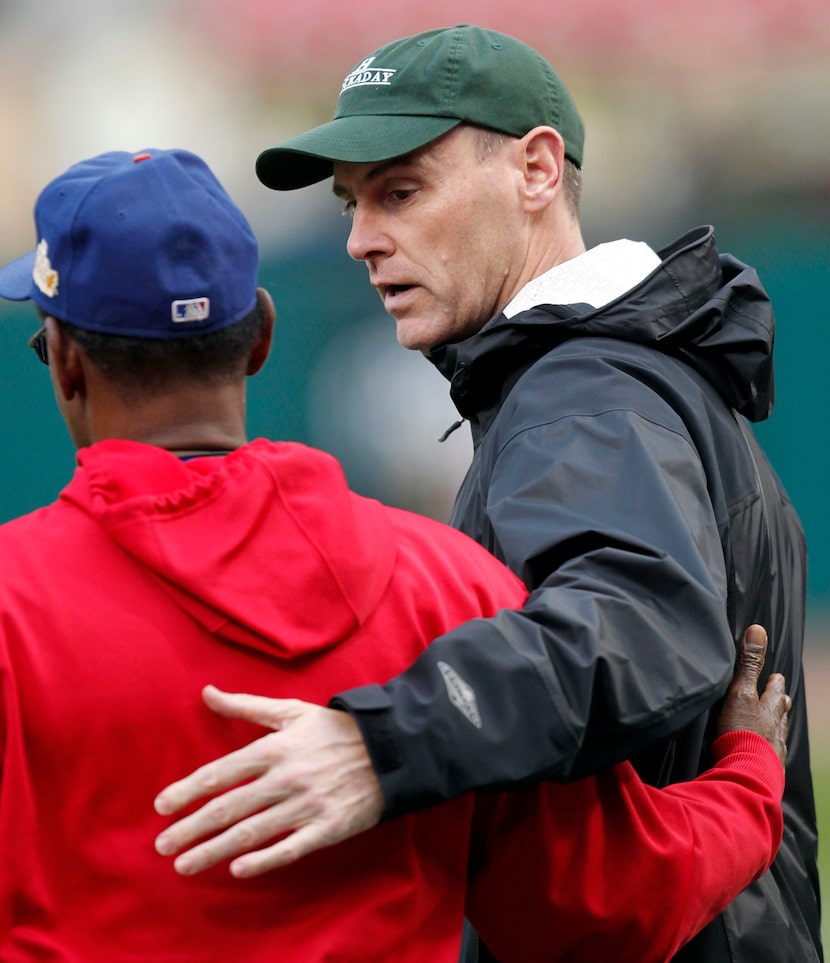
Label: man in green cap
xmin=155 ymin=25 xmax=821 ymax=963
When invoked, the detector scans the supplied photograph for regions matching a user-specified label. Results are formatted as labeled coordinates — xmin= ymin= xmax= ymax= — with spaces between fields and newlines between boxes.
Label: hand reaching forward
xmin=154 ymin=688 xmax=383 ymax=878
xmin=715 ymin=624 xmax=791 ymax=765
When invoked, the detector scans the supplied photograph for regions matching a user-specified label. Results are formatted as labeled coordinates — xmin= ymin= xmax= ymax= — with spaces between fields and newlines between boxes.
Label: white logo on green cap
xmin=341 ymin=57 xmax=397 ymax=93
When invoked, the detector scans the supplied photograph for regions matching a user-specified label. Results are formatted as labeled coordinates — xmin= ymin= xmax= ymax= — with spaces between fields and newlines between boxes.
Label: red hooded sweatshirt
xmin=0 ymin=439 xmax=783 ymax=962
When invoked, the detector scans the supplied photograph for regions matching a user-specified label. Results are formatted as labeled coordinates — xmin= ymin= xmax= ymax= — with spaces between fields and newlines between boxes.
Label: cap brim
xmin=256 ymin=115 xmax=461 ymax=190
xmin=0 ymin=250 xmax=36 ymax=301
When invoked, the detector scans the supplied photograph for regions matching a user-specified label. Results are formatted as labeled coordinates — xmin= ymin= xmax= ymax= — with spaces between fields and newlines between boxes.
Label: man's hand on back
xmin=715 ymin=624 xmax=791 ymax=765
xmin=154 ymin=687 xmax=383 ymax=877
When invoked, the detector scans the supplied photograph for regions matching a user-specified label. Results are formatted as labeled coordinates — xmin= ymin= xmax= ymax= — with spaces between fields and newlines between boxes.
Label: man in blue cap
xmin=154 ymin=24 xmax=820 ymax=963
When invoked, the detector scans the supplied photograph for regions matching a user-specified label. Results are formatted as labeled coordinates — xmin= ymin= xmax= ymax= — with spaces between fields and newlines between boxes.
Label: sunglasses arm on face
xmin=29 ymin=325 xmax=48 ymax=365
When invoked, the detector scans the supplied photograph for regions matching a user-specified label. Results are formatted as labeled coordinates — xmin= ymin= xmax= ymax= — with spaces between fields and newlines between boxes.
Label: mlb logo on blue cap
xmin=173 ymin=298 xmax=211 ymax=323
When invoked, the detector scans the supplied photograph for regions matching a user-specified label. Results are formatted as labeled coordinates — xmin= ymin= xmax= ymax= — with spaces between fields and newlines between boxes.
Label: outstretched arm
xmin=154 ymin=625 xmax=789 ymax=878
xmin=468 ymin=624 xmax=790 ymax=963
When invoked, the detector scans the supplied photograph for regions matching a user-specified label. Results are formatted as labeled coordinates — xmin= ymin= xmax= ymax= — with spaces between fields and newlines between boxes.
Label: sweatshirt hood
xmin=61 ymin=439 xmax=397 ymax=659
xmin=432 ymin=226 xmax=774 ymax=424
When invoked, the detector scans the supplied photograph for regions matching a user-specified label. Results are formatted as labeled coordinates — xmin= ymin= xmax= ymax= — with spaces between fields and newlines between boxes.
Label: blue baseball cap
xmin=0 ymin=149 xmax=259 ymax=338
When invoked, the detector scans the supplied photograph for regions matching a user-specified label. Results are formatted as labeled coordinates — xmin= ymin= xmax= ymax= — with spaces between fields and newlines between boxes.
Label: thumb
xmin=732 ymin=624 xmax=768 ymax=693
xmin=202 ymin=686 xmax=308 ymax=730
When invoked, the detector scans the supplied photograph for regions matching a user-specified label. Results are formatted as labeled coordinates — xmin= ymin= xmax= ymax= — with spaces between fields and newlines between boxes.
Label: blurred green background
xmin=0 ymin=0 xmax=828 ymax=948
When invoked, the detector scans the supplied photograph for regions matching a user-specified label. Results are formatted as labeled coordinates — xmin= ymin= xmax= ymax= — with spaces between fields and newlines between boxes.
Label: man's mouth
xmin=379 ymin=284 xmax=416 ymax=311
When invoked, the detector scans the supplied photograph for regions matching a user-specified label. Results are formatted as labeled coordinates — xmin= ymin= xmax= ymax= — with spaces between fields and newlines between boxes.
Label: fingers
xmin=155 ymin=773 xmax=281 ymax=859
xmin=229 ymin=822 xmax=345 ymax=878
xmin=201 ymin=686 xmax=305 ymax=728
xmin=761 ymin=672 xmax=793 ymax=722
xmin=154 ymin=692 xmax=313 ymax=816
xmin=760 ymin=672 xmax=791 ymax=766
xmin=224 ymin=780 xmax=384 ymax=878
xmin=731 ymin=624 xmax=768 ymax=693
xmin=154 ymin=735 xmax=273 ymax=816
xmin=715 ymin=626 xmax=792 ymax=767
xmin=161 ymin=791 xmax=350 ymax=877
xmin=759 ymin=672 xmax=791 ymax=710
xmin=154 ymin=703 xmax=384 ymax=878
xmin=165 ymin=800 xmax=298 ymax=876
xmin=156 ymin=766 xmax=382 ymax=877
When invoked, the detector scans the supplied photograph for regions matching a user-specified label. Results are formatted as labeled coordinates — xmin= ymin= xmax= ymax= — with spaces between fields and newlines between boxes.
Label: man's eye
xmin=389 ymin=189 xmax=412 ymax=203
xmin=340 ymin=200 xmax=356 ymax=217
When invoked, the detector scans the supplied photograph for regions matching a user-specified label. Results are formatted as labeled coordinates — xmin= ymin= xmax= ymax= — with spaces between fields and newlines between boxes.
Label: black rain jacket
xmin=332 ymin=226 xmax=821 ymax=962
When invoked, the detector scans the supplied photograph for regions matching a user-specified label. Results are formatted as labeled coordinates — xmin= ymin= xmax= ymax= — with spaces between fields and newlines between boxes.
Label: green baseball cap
xmin=256 ymin=24 xmax=585 ymax=191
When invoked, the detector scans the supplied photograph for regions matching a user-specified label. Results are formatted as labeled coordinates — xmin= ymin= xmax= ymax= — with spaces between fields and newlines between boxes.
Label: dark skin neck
xmin=82 ymin=373 xmax=251 ymax=452
xmin=43 ymin=288 xmax=275 ymax=453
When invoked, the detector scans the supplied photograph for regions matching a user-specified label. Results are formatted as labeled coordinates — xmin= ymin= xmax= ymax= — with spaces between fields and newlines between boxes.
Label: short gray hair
xmin=470 ymin=125 xmax=582 ymax=218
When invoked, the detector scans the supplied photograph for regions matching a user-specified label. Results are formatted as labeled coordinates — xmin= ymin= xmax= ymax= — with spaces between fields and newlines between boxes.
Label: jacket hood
xmin=432 ymin=226 xmax=774 ymax=423
xmin=61 ymin=439 xmax=396 ymax=658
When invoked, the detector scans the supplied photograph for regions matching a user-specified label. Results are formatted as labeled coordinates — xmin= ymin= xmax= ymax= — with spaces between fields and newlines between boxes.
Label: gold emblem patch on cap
xmin=33 ymin=240 xmax=59 ymax=298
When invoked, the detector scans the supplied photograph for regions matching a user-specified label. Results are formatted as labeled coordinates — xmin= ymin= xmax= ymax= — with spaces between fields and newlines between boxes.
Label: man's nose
xmin=345 ymin=206 xmax=393 ymax=262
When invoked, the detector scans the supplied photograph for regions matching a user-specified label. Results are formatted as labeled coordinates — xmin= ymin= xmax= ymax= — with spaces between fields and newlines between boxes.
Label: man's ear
xmin=519 ymin=126 xmax=565 ymax=213
xmin=247 ymin=287 xmax=275 ymax=376
xmin=44 ymin=316 xmax=86 ymax=402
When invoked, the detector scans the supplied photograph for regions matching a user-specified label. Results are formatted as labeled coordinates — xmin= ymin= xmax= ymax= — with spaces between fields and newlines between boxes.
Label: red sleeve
xmin=466 ymin=731 xmax=784 ymax=963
